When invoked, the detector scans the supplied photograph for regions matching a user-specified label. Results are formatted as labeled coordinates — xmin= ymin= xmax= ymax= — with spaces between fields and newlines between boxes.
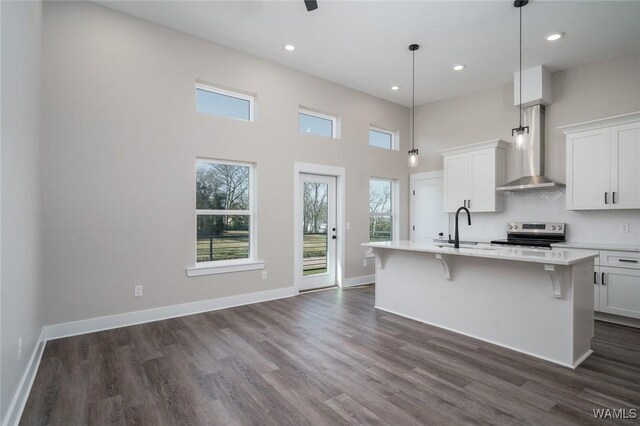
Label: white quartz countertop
xmin=362 ymin=241 xmax=599 ymax=266
xmin=551 ymin=242 xmax=640 ymax=252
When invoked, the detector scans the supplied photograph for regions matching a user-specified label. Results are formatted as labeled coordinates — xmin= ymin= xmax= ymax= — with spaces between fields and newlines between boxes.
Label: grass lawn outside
xmin=197 ymin=232 xmax=328 ymax=276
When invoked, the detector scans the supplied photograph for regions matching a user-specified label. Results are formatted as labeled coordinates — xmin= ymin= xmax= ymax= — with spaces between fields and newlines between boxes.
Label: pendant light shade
xmin=408 ymin=149 xmax=419 ymax=167
xmin=512 ymin=127 xmax=529 ymax=151
xmin=512 ymin=0 xmax=529 ymax=151
xmin=408 ymin=44 xmax=420 ymax=168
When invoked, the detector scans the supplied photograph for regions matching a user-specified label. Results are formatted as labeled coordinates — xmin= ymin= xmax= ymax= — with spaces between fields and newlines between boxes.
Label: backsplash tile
xmin=449 ymin=189 xmax=640 ymax=244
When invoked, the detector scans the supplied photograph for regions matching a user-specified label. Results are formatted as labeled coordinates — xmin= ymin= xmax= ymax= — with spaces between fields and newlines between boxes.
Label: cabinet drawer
xmin=599 ymin=250 xmax=640 ymax=269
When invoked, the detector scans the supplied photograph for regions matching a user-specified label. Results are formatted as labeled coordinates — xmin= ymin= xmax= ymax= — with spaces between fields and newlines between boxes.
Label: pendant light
xmin=408 ymin=44 xmax=420 ymax=167
xmin=512 ymin=0 xmax=529 ymax=151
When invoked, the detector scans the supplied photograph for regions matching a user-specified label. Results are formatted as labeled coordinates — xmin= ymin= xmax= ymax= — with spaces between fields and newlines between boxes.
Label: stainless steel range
xmin=491 ymin=222 xmax=565 ymax=249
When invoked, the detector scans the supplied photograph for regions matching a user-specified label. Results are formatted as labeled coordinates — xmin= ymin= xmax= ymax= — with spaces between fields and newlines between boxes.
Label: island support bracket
xmin=544 ymin=264 xmax=563 ymax=298
xmin=434 ymin=254 xmax=452 ymax=280
xmin=370 ymin=249 xmax=386 ymax=270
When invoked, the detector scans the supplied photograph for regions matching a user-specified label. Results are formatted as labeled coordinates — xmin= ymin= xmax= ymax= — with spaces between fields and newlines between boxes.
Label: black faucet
xmin=454 ymin=206 xmax=471 ymax=249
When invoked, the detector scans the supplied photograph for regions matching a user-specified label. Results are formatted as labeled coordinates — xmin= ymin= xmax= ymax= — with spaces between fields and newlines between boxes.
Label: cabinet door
xmin=566 ymin=128 xmax=611 ymax=210
xmin=600 ymin=266 xmax=640 ymax=319
xmin=593 ymin=266 xmax=600 ymax=312
xmin=468 ymin=149 xmax=496 ymax=212
xmin=443 ymin=153 xmax=469 ymax=213
xmin=610 ymin=121 xmax=640 ymax=209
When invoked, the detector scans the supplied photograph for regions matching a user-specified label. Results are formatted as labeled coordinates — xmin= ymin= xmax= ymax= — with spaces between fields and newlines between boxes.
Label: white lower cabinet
xmin=592 ymin=250 xmax=640 ymax=320
xmin=599 ymin=266 xmax=640 ymax=319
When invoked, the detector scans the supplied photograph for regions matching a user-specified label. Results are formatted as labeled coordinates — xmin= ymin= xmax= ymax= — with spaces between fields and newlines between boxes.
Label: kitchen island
xmin=362 ymin=241 xmax=599 ymax=368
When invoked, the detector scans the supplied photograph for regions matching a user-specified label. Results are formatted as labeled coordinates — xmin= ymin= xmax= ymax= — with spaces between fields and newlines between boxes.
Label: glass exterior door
xmin=300 ymin=174 xmax=337 ymax=290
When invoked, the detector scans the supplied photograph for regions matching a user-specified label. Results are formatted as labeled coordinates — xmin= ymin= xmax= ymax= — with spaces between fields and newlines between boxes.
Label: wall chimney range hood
xmin=497 ymin=104 xmax=565 ymax=192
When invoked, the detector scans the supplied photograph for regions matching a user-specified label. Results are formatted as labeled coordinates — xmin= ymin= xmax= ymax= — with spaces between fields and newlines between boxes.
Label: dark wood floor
xmin=21 ymin=285 xmax=640 ymax=425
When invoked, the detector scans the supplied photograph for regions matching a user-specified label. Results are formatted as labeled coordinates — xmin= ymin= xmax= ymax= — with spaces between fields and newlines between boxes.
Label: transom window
xmin=196 ymin=159 xmax=255 ymax=264
xmin=196 ymin=83 xmax=254 ymax=121
xmin=369 ymin=178 xmax=395 ymax=242
xmin=369 ymin=127 xmax=397 ymax=150
xmin=299 ymin=108 xmax=338 ymax=138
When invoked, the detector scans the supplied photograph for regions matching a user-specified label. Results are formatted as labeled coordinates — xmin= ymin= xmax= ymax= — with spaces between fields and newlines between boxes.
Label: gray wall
xmin=413 ymin=51 xmax=640 ymax=183
xmin=413 ymin=52 xmax=640 ymax=243
xmin=1 ymin=1 xmax=43 ymax=421
xmin=41 ymin=2 xmax=410 ymax=325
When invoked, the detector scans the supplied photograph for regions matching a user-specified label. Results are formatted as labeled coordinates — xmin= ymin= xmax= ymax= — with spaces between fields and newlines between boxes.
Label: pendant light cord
xmin=519 ymin=4 xmax=523 ymax=128
xmin=412 ymin=48 xmax=415 ymax=151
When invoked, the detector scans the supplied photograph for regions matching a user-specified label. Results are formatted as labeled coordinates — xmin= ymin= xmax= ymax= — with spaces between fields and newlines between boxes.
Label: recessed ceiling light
xmin=391 ymin=85 xmax=400 ymax=91
xmin=453 ymin=64 xmax=465 ymax=71
xmin=546 ymin=32 xmax=565 ymax=41
xmin=284 ymin=44 xmax=296 ymax=51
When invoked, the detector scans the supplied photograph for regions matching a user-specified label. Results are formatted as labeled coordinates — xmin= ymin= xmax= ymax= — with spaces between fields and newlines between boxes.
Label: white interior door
xmin=299 ymin=174 xmax=337 ymax=290
xmin=411 ymin=175 xmax=448 ymax=244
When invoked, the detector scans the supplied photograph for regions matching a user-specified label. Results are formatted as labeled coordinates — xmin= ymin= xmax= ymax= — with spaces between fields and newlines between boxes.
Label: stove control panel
xmin=507 ymin=222 xmax=565 ymax=235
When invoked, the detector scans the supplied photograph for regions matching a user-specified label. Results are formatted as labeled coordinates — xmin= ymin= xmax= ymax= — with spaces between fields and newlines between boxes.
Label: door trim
xmin=294 ymin=162 xmax=346 ymax=293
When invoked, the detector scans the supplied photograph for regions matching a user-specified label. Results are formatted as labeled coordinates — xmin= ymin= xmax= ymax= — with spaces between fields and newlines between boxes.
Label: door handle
xmin=332 ymin=235 xmax=337 ymax=240
xmin=601 ymin=272 xmax=606 ymax=285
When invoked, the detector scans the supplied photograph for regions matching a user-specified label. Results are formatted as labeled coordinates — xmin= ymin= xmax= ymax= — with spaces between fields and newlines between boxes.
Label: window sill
xmin=186 ymin=260 xmax=265 ymax=277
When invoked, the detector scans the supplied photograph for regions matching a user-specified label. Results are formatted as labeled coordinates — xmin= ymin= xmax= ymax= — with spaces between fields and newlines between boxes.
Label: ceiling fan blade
xmin=304 ymin=0 xmax=318 ymax=12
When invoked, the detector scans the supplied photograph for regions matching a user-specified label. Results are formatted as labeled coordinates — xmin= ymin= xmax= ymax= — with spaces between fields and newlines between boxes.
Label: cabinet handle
xmin=619 ymin=259 xmax=638 ymax=263
xmin=463 ymin=200 xmax=467 ymax=208
xmin=601 ymin=272 xmax=606 ymax=286
xmin=467 ymin=199 xmax=471 ymax=209
xmin=604 ymin=192 xmax=608 ymax=204
xmin=594 ymin=271 xmax=597 ymax=284
xmin=612 ymin=192 xmax=616 ymax=204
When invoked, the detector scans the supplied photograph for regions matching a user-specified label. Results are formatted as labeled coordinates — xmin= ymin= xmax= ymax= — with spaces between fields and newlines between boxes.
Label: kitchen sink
xmin=435 ymin=243 xmax=497 ymax=251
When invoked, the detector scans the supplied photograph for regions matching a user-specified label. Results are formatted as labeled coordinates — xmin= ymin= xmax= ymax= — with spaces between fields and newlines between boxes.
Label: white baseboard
xmin=44 ymin=286 xmax=297 ymax=341
xmin=342 ymin=274 xmax=375 ymax=288
xmin=2 ymin=329 xmax=46 ymax=426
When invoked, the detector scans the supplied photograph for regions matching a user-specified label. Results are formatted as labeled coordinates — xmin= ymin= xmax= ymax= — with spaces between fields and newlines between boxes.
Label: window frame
xmin=368 ymin=177 xmax=399 ymax=243
xmin=369 ymin=126 xmax=398 ymax=151
xmin=195 ymin=83 xmax=255 ymax=122
xmin=193 ymin=158 xmax=258 ymax=270
xmin=298 ymin=107 xmax=339 ymax=139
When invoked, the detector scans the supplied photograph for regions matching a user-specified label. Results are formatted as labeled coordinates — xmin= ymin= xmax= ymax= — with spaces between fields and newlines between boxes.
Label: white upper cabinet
xmin=440 ymin=140 xmax=507 ymax=213
xmin=566 ymin=128 xmax=611 ymax=210
xmin=563 ymin=112 xmax=640 ymax=211
xmin=443 ymin=153 xmax=469 ymax=212
xmin=611 ymin=121 xmax=640 ymax=209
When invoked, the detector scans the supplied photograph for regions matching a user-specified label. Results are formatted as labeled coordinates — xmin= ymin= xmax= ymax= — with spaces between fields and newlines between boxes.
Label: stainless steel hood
xmin=497 ymin=104 xmax=564 ymax=192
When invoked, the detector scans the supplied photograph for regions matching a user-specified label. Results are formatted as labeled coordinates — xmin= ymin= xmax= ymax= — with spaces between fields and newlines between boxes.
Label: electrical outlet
xmin=620 ymin=223 xmax=629 ymax=233
xmin=362 ymin=259 xmax=367 ymax=267
xmin=18 ymin=337 xmax=23 ymax=360
xmin=134 ymin=285 xmax=143 ymax=297
xmin=262 ymin=271 xmax=268 ymax=280
xmin=346 ymin=222 xmax=351 ymax=230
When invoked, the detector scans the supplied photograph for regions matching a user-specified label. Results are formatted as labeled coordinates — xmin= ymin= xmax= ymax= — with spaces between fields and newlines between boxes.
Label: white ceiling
xmin=94 ymin=1 xmax=640 ymax=107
